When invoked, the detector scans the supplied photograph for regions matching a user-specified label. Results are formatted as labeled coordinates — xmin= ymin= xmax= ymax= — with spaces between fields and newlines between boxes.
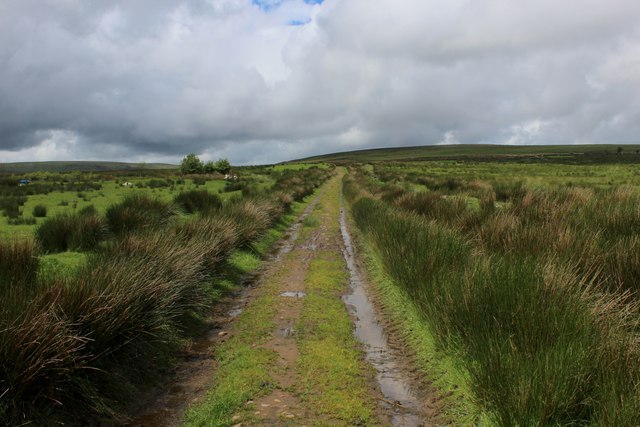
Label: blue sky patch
xmin=251 ymin=0 xmax=284 ymax=12
xmin=252 ymin=0 xmax=323 ymax=12
xmin=288 ymin=17 xmax=312 ymax=26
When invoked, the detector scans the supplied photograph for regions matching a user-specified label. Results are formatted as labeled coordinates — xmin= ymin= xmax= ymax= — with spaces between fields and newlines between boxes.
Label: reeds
xmin=346 ymin=170 xmax=640 ymax=426
xmin=174 ymin=189 xmax=222 ymax=214
xmin=0 ymin=167 xmax=333 ymax=424
xmin=36 ymin=214 xmax=106 ymax=252
xmin=105 ymin=193 xmax=176 ymax=234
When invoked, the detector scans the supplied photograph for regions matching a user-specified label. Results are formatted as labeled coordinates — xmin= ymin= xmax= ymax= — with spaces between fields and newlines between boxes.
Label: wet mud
xmin=340 ymin=202 xmax=427 ymax=427
xmin=128 ymin=193 xmax=322 ymax=426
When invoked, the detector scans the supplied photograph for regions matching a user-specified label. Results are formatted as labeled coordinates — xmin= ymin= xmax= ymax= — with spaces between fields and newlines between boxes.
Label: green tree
xmin=214 ymin=158 xmax=231 ymax=174
xmin=180 ymin=153 xmax=203 ymax=174
xmin=203 ymin=160 xmax=216 ymax=173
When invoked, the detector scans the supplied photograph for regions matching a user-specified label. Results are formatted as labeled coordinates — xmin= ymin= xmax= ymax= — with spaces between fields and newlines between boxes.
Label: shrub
xmin=0 ymin=196 xmax=27 ymax=219
xmin=36 ymin=214 xmax=105 ymax=253
xmin=7 ymin=217 xmax=37 ymax=225
xmin=174 ymin=190 xmax=222 ymax=214
xmin=0 ymin=239 xmax=39 ymax=292
xmin=78 ymin=204 xmax=97 ymax=216
xmin=223 ymin=181 xmax=244 ymax=192
xmin=219 ymin=200 xmax=271 ymax=247
xmin=32 ymin=204 xmax=47 ymax=218
xmin=105 ymin=194 xmax=176 ymax=234
xmin=347 ymin=172 xmax=640 ymax=427
xmin=192 ymin=176 xmax=207 ymax=186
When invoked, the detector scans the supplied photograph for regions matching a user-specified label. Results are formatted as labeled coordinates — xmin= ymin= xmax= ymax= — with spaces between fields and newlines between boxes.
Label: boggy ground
xmin=144 ymin=174 xmax=442 ymax=426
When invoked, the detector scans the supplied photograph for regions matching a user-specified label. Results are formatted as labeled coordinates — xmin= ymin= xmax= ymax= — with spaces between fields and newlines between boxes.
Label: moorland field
xmin=1 ymin=145 xmax=640 ymax=426
xmin=0 ymin=163 xmax=332 ymax=424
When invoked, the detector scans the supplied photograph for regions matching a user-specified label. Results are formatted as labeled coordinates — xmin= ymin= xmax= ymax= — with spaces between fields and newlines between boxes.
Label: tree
xmin=617 ymin=146 xmax=624 ymax=155
xmin=203 ymin=160 xmax=216 ymax=173
xmin=180 ymin=153 xmax=203 ymax=174
xmin=214 ymin=158 xmax=231 ymax=174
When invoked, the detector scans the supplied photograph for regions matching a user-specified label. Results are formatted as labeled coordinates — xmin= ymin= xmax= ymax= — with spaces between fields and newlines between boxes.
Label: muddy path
xmin=130 ymin=175 xmax=443 ymax=426
xmin=128 ymin=191 xmax=323 ymax=426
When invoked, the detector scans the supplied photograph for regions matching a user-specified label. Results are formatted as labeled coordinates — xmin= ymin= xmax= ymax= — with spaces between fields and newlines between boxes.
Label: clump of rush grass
xmin=36 ymin=213 xmax=105 ymax=253
xmin=345 ymin=172 xmax=640 ymax=427
xmin=32 ymin=204 xmax=47 ymax=218
xmin=0 ymin=239 xmax=39 ymax=295
xmin=219 ymin=199 xmax=271 ymax=248
xmin=0 ymin=214 xmax=243 ymax=425
xmin=441 ymin=259 xmax=630 ymax=426
xmin=394 ymin=191 xmax=469 ymax=224
xmin=174 ymin=189 xmax=222 ymax=214
xmin=105 ymin=193 xmax=176 ymax=234
xmin=0 ymin=167 xmax=335 ymax=425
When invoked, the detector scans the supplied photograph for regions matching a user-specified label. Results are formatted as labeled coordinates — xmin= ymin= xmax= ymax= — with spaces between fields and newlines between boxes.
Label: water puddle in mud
xmin=129 ymin=193 xmax=324 ymax=426
xmin=340 ymin=202 xmax=425 ymax=427
xmin=276 ymin=326 xmax=296 ymax=338
xmin=227 ymin=307 xmax=243 ymax=318
xmin=280 ymin=291 xmax=306 ymax=298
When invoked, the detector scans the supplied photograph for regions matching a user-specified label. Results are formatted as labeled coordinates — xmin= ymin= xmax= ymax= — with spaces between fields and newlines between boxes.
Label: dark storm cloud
xmin=1 ymin=0 xmax=639 ymax=164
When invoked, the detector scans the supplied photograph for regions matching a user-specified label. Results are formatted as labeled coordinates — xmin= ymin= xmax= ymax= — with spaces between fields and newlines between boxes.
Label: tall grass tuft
xmin=219 ymin=199 xmax=271 ymax=247
xmin=346 ymin=172 xmax=640 ymax=426
xmin=0 ymin=239 xmax=39 ymax=292
xmin=105 ymin=194 xmax=176 ymax=234
xmin=36 ymin=214 xmax=105 ymax=253
xmin=32 ymin=204 xmax=47 ymax=218
xmin=174 ymin=189 xmax=222 ymax=214
xmin=0 ymin=166 xmax=333 ymax=424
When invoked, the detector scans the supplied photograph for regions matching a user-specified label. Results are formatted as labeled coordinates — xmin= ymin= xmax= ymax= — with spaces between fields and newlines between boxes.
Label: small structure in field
xmin=122 ymin=182 xmax=133 ymax=187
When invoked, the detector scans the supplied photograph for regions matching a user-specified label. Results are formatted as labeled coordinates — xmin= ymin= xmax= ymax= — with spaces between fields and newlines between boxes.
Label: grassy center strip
xmin=295 ymin=178 xmax=378 ymax=425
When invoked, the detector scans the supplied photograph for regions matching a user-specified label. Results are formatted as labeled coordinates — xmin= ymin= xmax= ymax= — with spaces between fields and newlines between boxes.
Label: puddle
xmin=339 ymin=200 xmax=425 ymax=427
xmin=227 ymin=307 xmax=243 ymax=318
xmin=276 ymin=327 xmax=296 ymax=338
xmin=128 ymin=191 xmax=325 ymax=426
xmin=280 ymin=291 xmax=306 ymax=298
xmin=270 ymin=189 xmax=324 ymax=260
xmin=304 ymin=243 xmax=318 ymax=251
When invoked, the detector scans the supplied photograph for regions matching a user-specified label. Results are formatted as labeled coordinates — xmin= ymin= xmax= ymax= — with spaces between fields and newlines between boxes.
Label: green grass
xmin=296 ymin=251 xmax=377 ymax=425
xmin=182 ymin=290 xmax=278 ymax=427
xmin=39 ymin=252 xmax=88 ymax=278
xmin=181 ymin=258 xmax=284 ymax=427
xmin=344 ymin=168 xmax=640 ymax=426
xmin=355 ymin=230 xmax=491 ymax=426
xmin=181 ymin=188 xmax=325 ymax=427
xmin=292 ymin=176 xmax=377 ymax=425
xmin=1 ymin=178 xmax=240 ymax=240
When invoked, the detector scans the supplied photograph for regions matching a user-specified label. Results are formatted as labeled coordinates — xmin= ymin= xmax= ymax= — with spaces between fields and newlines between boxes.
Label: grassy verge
xmin=354 ymin=230 xmax=492 ymax=426
xmin=344 ymin=171 xmax=640 ymax=426
xmin=182 ymin=285 xmax=279 ymax=427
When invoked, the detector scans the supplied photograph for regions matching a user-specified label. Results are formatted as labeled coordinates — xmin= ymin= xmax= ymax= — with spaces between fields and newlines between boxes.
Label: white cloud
xmin=0 ymin=0 xmax=639 ymax=164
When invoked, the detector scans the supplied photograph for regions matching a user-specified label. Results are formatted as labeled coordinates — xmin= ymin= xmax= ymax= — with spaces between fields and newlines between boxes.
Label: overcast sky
xmin=1 ymin=0 xmax=639 ymax=165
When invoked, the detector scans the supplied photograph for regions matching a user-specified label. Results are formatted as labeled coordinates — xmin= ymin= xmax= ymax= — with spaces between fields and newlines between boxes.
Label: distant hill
xmin=290 ymin=144 xmax=640 ymax=164
xmin=0 ymin=161 xmax=177 ymax=174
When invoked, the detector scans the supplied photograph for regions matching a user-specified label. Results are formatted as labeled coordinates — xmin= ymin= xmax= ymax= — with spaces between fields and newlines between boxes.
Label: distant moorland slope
xmin=0 ymin=161 xmax=176 ymax=174
xmin=291 ymin=144 xmax=640 ymax=164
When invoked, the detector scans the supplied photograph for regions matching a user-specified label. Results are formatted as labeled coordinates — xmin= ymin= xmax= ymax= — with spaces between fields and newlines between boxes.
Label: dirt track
xmin=132 ymin=174 xmax=443 ymax=426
